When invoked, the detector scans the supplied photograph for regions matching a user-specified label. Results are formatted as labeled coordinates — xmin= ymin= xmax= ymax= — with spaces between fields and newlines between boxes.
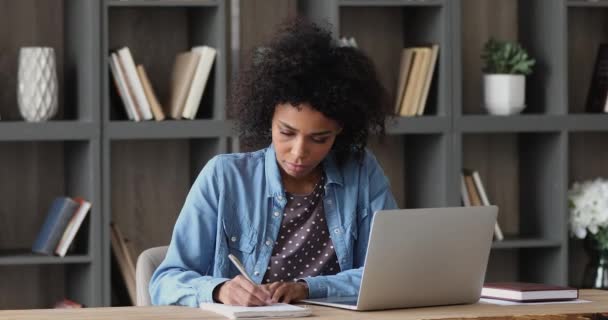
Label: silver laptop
xmin=302 ymin=206 xmax=497 ymax=311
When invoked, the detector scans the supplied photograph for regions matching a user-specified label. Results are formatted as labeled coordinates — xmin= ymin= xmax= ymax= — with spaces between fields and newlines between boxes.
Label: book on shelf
xmin=32 ymin=197 xmax=79 ymax=255
xmin=481 ymin=282 xmax=578 ymax=302
xmin=461 ymin=169 xmax=504 ymax=241
xmin=109 ymin=53 xmax=141 ymax=121
xmin=396 ymin=44 xmax=439 ymax=117
xmin=182 ymin=45 xmax=217 ymax=120
xmin=117 ymin=47 xmax=154 ymax=120
xmin=169 ymin=51 xmax=201 ymax=119
xmin=585 ymin=43 xmax=608 ymax=113
xmin=55 ymin=197 xmax=92 ymax=257
xmin=137 ymin=65 xmax=165 ymax=121
xmin=110 ymin=222 xmax=136 ymax=305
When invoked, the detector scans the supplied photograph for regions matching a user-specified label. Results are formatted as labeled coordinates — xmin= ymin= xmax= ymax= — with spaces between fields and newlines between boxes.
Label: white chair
xmin=135 ymin=246 xmax=168 ymax=306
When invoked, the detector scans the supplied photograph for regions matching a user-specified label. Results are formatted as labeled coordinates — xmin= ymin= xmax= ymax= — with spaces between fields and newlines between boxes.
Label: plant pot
xmin=17 ymin=47 xmax=58 ymax=122
xmin=483 ymin=74 xmax=526 ymax=115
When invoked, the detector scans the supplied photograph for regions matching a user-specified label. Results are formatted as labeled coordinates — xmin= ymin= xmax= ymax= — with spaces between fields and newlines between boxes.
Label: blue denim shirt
xmin=149 ymin=145 xmax=397 ymax=307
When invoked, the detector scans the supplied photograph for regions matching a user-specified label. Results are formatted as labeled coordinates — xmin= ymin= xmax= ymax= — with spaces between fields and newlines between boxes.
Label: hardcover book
xmin=482 ymin=282 xmax=578 ymax=302
xmin=32 ymin=197 xmax=79 ymax=255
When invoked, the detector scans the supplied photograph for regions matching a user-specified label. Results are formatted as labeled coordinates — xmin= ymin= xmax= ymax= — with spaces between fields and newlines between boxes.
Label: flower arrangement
xmin=569 ymin=178 xmax=608 ymax=250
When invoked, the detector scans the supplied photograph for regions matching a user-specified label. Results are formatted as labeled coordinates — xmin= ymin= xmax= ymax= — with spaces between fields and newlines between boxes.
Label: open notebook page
xmin=199 ymin=302 xmax=312 ymax=319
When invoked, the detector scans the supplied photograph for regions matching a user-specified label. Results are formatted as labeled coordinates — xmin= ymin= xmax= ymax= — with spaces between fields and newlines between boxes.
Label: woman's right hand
xmin=213 ymin=275 xmax=274 ymax=306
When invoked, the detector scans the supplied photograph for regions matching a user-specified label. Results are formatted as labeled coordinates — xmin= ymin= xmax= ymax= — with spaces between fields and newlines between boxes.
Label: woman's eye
xmin=280 ymin=131 xmax=294 ymax=136
xmin=312 ymin=137 xmax=328 ymax=144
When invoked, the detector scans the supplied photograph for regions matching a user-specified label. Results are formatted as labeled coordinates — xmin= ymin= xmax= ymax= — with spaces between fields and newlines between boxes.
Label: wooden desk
xmin=1 ymin=290 xmax=607 ymax=320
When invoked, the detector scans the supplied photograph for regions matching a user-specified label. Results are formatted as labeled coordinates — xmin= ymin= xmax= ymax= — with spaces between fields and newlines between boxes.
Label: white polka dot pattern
xmin=262 ymin=174 xmax=340 ymax=283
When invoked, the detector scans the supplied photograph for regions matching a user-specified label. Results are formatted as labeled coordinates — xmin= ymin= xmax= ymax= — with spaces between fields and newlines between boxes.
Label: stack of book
xmin=394 ymin=44 xmax=439 ymax=117
xmin=461 ymin=169 xmax=504 ymax=241
xmin=108 ymin=45 xmax=216 ymax=121
xmin=32 ymin=196 xmax=92 ymax=257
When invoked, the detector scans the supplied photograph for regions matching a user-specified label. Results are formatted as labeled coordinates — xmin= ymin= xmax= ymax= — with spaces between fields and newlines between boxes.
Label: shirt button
xmin=274 ymin=211 xmax=280 ymax=217
xmin=277 ymin=195 xmax=283 ymax=201
xmin=334 ymin=228 xmax=340 ymax=234
xmin=254 ymin=271 xmax=260 ymax=276
xmin=265 ymin=239 xmax=273 ymax=246
xmin=231 ymin=236 xmax=237 ymax=242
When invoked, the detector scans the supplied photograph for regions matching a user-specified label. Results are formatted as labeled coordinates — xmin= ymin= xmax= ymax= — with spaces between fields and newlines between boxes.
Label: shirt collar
xmin=264 ymin=144 xmax=344 ymax=198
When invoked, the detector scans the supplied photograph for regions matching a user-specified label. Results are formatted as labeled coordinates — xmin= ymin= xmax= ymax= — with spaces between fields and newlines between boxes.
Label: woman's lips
xmin=285 ymin=162 xmax=309 ymax=173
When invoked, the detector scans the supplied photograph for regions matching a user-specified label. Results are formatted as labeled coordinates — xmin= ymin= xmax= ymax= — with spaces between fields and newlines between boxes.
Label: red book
xmin=481 ymin=282 xmax=578 ymax=302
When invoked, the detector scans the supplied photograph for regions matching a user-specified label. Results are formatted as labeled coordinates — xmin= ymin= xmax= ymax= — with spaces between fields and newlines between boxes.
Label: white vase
xmin=17 ymin=47 xmax=58 ymax=122
xmin=483 ymin=74 xmax=526 ymax=115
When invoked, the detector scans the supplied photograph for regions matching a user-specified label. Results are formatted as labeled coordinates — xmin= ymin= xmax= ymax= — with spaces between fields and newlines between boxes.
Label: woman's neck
xmin=281 ymin=166 xmax=323 ymax=195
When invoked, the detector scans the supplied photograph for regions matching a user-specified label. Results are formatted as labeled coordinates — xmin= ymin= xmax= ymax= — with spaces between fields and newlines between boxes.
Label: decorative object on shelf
xmin=481 ymin=38 xmax=535 ymax=115
xmin=568 ymin=178 xmax=608 ymax=289
xmin=17 ymin=47 xmax=58 ymax=122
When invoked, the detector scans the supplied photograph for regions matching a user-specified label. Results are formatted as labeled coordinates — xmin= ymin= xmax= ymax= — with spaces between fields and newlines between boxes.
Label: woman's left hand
xmin=263 ymin=281 xmax=309 ymax=303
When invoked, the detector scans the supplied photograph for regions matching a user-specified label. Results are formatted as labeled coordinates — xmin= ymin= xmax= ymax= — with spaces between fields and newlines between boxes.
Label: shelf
xmin=567 ymin=0 xmax=608 ymax=7
xmin=339 ymin=0 xmax=444 ymax=7
xmin=566 ymin=114 xmax=608 ymax=131
xmin=455 ymin=115 xmax=566 ymax=133
xmin=105 ymin=119 xmax=234 ymax=140
xmin=386 ymin=116 xmax=449 ymax=134
xmin=106 ymin=0 xmax=218 ymax=7
xmin=0 ymin=121 xmax=97 ymax=141
xmin=0 ymin=252 xmax=92 ymax=266
xmin=491 ymin=238 xmax=562 ymax=250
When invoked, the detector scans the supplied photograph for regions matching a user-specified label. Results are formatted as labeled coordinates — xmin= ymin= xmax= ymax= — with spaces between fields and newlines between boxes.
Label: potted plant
xmin=481 ymin=38 xmax=535 ymax=115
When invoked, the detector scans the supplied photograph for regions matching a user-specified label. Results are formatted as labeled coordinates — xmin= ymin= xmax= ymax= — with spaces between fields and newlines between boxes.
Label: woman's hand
xmin=213 ymin=275 xmax=273 ymax=306
xmin=263 ymin=281 xmax=309 ymax=303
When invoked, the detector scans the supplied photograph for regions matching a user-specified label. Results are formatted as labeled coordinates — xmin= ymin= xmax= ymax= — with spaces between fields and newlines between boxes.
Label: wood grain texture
xmin=567 ymin=9 xmax=608 ymax=113
xmin=108 ymin=7 xmax=190 ymax=120
xmin=110 ymin=140 xmax=189 ymax=261
xmin=0 ymin=0 xmax=64 ymax=120
xmin=1 ymin=290 xmax=608 ymax=319
xmin=0 ymin=142 xmax=64 ymax=250
xmin=238 ymin=0 xmax=296 ymax=72
xmin=463 ymin=134 xmax=519 ymax=235
xmin=461 ymin=0 xmax=517 ymax=114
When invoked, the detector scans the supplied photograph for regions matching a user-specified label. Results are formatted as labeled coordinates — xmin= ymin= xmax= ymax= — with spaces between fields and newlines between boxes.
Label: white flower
xmin=569 ymin=178 xmax=608 ymax=240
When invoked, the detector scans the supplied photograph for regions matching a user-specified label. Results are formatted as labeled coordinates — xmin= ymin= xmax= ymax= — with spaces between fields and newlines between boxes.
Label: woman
xmin=150 ymin=19 xmax=397 ymax=307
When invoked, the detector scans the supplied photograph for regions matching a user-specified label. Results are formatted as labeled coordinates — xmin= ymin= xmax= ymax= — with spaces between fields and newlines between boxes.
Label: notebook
xmin=481 ymin=282 xmax=579 ymax=302
xmin=199 ymin=302 xmax=311 ymax=319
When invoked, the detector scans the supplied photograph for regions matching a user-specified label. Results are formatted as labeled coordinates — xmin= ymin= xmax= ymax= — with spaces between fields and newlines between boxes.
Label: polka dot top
xmin=262 ymin=174 xmax=341 ymax=283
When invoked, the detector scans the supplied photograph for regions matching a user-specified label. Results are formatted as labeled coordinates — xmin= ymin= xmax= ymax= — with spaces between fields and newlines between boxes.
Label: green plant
xmin=481 ymin=38 xmax=536 ymax=75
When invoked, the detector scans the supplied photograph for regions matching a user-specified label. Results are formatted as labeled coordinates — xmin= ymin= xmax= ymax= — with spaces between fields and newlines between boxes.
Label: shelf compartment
xmin=455 ymin=115 xmax=566 ymax=133
xmin=0 ymin=121 xmax=97 ymax=141
xmin=568 ymin=6 xmax=608 ymax=114
xmin=105 ymin=4 xmax=225 ymax=121
xmin=105 ymin=119 xmax=234 ymax=139
xmin=485 ymin=247 xmax=565 ymax=284
xmin=0 ymin=0 xmax=99 ymax=121
xmin=370 ymin=133 xmax=449 ymax=208
xmin=339 ymin=4 xmax=448 ymax=117
xmin=461 ymin=132 xmax=566 ymax=241
xmin=460 ymin=0 xmax=564 ymax=115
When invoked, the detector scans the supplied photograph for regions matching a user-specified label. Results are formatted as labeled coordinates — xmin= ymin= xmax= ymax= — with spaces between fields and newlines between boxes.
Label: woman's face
xmin=271 ymin=103 xmax=341 ymax=180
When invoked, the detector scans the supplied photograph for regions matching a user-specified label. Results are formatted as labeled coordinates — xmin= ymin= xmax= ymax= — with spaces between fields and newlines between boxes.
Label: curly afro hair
xmin=231 ymin=18 xmax=390 ymax=166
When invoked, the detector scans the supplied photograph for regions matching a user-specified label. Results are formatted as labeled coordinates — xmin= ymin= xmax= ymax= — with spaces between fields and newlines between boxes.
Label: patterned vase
xmin=17 ymin=47 xmax=58 ymax=122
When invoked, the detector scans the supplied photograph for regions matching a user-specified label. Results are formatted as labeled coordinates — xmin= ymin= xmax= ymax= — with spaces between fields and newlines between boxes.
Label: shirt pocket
xmin=223 ymin=217 xmax=257 ymax=254
xmin=347 ymin=207 xmax=370 ymax=241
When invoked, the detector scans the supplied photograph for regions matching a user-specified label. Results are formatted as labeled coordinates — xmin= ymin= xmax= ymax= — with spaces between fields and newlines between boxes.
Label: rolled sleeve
xmin=300 ymin=276 xmax=329 ymax=299
xmin=197 ymin=277 xmax=231 ymax=304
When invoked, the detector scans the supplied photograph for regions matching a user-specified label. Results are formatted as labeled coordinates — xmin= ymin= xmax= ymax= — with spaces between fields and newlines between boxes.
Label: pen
xmin=228 ymin=253 xmax=255 ymax=284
